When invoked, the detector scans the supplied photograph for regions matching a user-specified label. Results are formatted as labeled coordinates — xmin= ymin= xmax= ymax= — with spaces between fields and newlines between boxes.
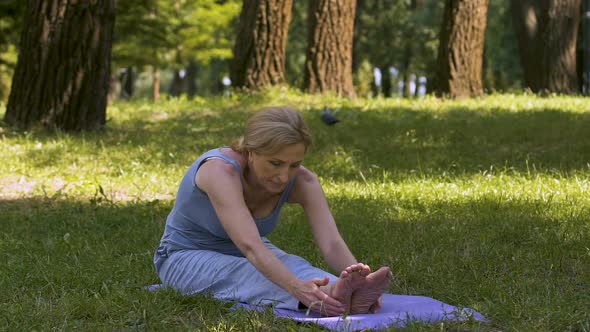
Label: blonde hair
xmin=231 ymin=106 xmax=312 ymax=155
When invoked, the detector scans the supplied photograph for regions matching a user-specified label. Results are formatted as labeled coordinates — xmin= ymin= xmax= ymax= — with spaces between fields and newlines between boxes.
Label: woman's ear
xmin=247 ymin=151 xmax=253 ymax=165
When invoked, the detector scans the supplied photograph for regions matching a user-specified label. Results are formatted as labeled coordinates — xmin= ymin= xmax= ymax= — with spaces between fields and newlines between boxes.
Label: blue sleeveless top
xmin=154 ymin=148 xmax=296 ymax=273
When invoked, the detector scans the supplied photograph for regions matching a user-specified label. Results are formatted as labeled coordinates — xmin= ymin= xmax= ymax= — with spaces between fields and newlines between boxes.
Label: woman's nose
xmin=277 ymin=170 xmax=288 ymax=183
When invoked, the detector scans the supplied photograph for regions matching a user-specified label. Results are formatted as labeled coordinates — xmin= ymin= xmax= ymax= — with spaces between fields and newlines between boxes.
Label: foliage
xmin=282 ymin=0 xmax=525 ymax=96
xmin=484 ymin=0 xmax=523 ymax=92
xmin=183 ymin=0 xmax=241 ymax=63
xmin=1 ymin=92 xmax=590 ymax=331
xmin=112 ymin=0 xmax=241 ymax=69
xmin=112 ymin=0 xmax=169 ymax=69
xmin=0 ymin=0 xmax=583 ymax=99
xmin=354 ymin=1 xmax=444 ymax=93
xmin=0 ymin=0 xmax=25 ymax=101
xmin=285 ymin=1 xmax=307 ymax=90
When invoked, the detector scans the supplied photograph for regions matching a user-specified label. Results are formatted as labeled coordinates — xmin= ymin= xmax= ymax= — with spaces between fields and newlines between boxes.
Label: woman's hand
xmin=292 ymin=276 xmax=345 ymax=316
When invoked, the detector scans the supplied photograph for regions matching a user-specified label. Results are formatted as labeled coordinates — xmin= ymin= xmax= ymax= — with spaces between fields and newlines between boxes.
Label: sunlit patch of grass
xmin=1 ymin=92 xmax=590 ymax=331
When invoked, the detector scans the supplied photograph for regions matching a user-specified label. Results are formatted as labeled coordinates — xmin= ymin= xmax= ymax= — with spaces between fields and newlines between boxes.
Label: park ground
xmin=1 ymin=91 xmax=589 ymax=331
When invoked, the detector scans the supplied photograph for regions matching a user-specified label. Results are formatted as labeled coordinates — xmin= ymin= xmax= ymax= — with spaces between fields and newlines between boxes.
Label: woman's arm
xmin=288 ymin=167 xmax=358 ymax=273
xmin=197 ymin=160 xmax=345 ymax=315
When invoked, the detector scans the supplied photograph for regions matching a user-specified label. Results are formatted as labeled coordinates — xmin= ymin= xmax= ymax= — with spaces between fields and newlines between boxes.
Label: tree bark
xmin=230 ymin=0 xmax=293 ymax=89
xmin=153 ymin=66 xmax=160 ymax=101
xmin=434 ymin=0 xmax=490 ymax=98
xmin=380 ymin=66 xmax=392 ymax=97
xmin=169 ymin=69 xmax=183 ymax=97
xmin=402 ymin=46 xmax=413 ymax=98
xmin=583 ymin=0 xmax=590 ymax=95
xmin=510 ymin=0 xmax=581 ymax=94
xmin=305 ymin=0 xmax=357 ymax=97
xmin=122 ymin=66 xmax=134 ymax=99
xmin=402 ymin=0 xmax=421 ymax=98
xmin=186 ymin=59 xmax=198 ymax=98
xmin=5 ymin=0 xmax=116 ymax=131
xmin=351 ymin=0 xmax=364 ymax=76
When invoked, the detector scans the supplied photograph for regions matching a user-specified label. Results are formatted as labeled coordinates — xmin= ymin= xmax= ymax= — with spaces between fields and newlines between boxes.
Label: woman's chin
xmin=267 ymin=183 xmax=286 ymax=193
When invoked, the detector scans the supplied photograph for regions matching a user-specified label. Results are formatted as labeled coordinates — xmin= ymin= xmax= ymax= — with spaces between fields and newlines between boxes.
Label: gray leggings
xmin=157 ymin=240 xmax=338 ymax=310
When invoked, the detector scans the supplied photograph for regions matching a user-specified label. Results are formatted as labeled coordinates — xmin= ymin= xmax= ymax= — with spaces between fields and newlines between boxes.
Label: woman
xmin=154 ymin=106 xmax=392 ymax=316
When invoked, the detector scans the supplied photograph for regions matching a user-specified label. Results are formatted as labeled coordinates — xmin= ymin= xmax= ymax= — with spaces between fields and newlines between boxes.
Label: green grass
xmin=1 ymin=91 xmax=589 ymax=331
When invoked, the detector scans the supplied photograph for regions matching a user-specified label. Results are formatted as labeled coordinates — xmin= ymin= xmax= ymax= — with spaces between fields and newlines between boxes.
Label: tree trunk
xmin=122 ymin=66 xmax=134 ymax=99
xmin=510 ymin=0 xmax=581 ymax=94
xmin=402 ymin=0 xmax=421 ymax=98
xmin=403 ymin=73 xmax=413 ymax=98
xmin=5 ymin=0 xmax=115 ymax=131
xmin=583 ymin=0 xmax=590 ymax=95
xmin=230 ymin=0 xmax=293 ymax=89
xmin=352 ymin=1 xmax=364 ymax=76
xmin=169 ymin=69 xmax=183 ymax=97
xmin=186 ymin=59 xmax=198 ymax=98
xmin=305 ymin=0 xmax=357 ymax=97
xmin=402 ymin=46 xmax=413 ymax=98
xmin=434 ymin=0 xmax=490 ymax=98
xmin=153 ymin=67 xmax=160 ymax=101
xmin=380 ymin=66 xmax=392 ymax=97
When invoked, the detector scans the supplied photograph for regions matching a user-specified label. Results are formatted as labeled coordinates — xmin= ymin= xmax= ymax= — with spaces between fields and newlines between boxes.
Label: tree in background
xmin=5 ymin=0 xmax=116 ymax=131
xmin=0 ymin=0 xmax=26 ymax=102
xmin=114 ymin=0 xmax=174 ymax=100
xmin=352 ymin=0 xmax=443 ymax=98
xmin=284 ymin=1 xmax=307 ymax=90
xmin=510 ymin=0 xmax=581 ymax=94
xmin=483 ymin=0 xmax=523 ymax=92
xmin=2 ymin=0 xmax=578 ymax=102
xmin=179 ymin=1 xmax=238 ymax=96
xmin=305 ymin=0 xmax=356 ymax=97
xmin=231 ymin=0 xmax=293 ymax=89
xmin=354 ymin=0 xmax=405 ymax=97
xmin=113 ymin=0 xmax=240 ymax=100
xmin=434 ymin=0 xmax=490 ymax=98
xmin=400 ymin=0 xmax=424 ymax=97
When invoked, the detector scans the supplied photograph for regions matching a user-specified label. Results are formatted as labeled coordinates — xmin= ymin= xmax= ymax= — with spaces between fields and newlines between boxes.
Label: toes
xmin=380 ymin=267 xmax=393 ymax=280
xmin=348 ymin=263 xmax=362 ymax=273
xmin=360 ymin=265 xmax=371 ymax=277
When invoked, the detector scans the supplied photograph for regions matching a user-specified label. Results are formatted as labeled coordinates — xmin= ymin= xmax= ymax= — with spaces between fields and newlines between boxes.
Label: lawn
xmin=1 ymin=91 xmax=589 ymax=331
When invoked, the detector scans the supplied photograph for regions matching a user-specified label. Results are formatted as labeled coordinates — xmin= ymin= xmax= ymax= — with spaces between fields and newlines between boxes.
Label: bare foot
xmin=320 ymin=263 xmax=370 ymax=312
xmin=349 ymin=266 xmax=392 ymax=314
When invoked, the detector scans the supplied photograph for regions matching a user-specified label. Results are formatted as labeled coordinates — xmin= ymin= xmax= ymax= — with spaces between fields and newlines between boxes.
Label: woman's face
xmin=249 ymin=143 xmax=305 ymax=194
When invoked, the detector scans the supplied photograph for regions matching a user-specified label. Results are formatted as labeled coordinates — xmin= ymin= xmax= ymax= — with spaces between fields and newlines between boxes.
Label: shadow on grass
xmin=8 ymin=104 xmax=590 ymax=178
xmin=1 ymin=194 xmax=588 ymax=330
xmin=307 ymin=106 xmax=590 ymax=180
xmin=272 ymin=194 xmax=590 ymax=331
xmin=1 ymin=197 xmax=170 ymax=292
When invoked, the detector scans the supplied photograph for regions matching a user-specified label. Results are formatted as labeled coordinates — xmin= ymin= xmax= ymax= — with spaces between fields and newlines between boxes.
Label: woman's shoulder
xmin=296 ymin=165 xmax=318 ymax=183
xmin=195 ymin=148 xmax=245 ymax=191
xmin=287 ymin=166 xmax=320 ymax=204
xmin=218 ymin=147 xmax=247 ymax=171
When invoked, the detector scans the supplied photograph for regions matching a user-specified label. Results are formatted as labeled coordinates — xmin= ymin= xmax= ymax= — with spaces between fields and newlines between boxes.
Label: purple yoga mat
xmin=147 ymin=284 xmax=488 ymax=331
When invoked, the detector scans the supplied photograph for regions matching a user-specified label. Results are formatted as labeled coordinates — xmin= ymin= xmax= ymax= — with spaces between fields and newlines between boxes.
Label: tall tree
xmin=5 ymin=0 xmax=115 ymax=131
xmin=230 ymin=0 xmax=293 ymax=89
xmin=483 ymin=0 xmax=523 ymax=92
xmin=285 ymin=0 xmax=308 ymax=89
xmin=352 ymin=1 xmax=443 ymax=97
xmin=434 ymin=0 xmax=490 ymax=98
xmin=305 ymin=0 xmax=357 ymax=97
xmin=0 ymin=0 xmax=26 ymax=102
xmin=113 ymin=0 xmax=240 ymax=100
xmin=401 ymin=0 xmax=423 ymax=98
xmin=510 ymin=0 xmax=581 ymax=94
